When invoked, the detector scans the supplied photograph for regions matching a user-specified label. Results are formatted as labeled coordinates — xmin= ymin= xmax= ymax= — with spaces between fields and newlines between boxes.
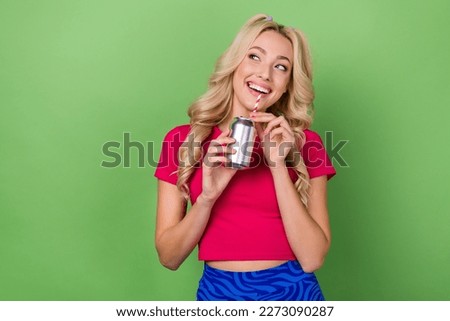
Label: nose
xmin=257 ymin=62 xmax=272 ymax=81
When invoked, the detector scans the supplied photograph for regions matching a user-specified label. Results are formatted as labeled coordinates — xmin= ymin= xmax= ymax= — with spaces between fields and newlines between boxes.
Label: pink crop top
xmin=154 ymin=125 xmax=336 ymax=261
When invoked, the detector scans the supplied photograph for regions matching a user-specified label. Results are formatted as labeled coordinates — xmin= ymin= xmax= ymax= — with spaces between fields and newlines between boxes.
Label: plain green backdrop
xmin=1 ymin=0 xmax=449 ymax=300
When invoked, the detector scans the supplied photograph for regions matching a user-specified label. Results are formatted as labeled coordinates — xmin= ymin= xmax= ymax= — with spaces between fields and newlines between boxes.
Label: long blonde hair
xmin=177 ymin=14 xmax=315 ymax=206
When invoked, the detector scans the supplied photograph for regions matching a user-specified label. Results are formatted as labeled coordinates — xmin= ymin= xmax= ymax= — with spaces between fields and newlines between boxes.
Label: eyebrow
xmin=249 ymin=46 xmax=291 ymax=64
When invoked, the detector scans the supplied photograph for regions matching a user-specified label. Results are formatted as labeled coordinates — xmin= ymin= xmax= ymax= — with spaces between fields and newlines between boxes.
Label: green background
xmin=1 ymin=0 xmax=449 ymax=300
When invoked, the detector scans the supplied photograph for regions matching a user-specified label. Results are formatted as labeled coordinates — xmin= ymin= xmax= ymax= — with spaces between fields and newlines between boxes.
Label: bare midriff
xmin=206 ymin=260 xmax=288 ymax=272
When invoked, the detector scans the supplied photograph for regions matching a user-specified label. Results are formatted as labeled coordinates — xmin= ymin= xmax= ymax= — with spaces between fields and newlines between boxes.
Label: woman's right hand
xmin=155 ymin=129 xmax=236 ymax=270
xmin=201 ymin=129 xmax=237 ymax=204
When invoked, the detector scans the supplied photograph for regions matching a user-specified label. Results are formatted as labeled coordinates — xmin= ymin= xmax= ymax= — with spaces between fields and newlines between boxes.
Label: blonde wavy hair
xmin=177 ymin=14 xmax=315 ymax=206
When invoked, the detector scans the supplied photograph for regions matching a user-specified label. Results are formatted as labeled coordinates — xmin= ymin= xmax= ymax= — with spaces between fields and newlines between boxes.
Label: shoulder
xmin=301 ymin=128 xmax=326 ymax=151
xmin=161 ymin=124 xmax=191 ymax=144
xmin=163 ymin=124 xmax=191 ymax=139
xmin=303 ymin=128 xmax=323 ymax=143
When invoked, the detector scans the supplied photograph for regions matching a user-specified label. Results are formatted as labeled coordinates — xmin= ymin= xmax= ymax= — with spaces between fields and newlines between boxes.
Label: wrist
xmin=196 ymin=193 xmax=217 ymax=209
xmin=269 ymin=162 xmax=288 ymax=174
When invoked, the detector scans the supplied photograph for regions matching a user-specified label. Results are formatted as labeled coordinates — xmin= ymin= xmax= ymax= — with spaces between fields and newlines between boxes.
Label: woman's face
xmin=232 ymin=30 xmax=293 ymax=116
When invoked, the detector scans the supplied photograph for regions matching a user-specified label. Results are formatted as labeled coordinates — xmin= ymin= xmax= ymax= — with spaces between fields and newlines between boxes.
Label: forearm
xmin=271 ymin=166 xmax=330 ymax=272
xmin=156 ymin=194 xmax=214 ymax=270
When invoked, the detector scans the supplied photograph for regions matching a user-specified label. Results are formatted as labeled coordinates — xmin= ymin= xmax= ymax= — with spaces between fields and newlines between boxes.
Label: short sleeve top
xmin=154 ymin=125 xmax=336 ymax=260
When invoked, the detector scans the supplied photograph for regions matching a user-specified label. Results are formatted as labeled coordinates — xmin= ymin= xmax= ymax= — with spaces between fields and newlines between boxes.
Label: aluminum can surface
xmin=227 ymin=116 xmax=255 ymax=169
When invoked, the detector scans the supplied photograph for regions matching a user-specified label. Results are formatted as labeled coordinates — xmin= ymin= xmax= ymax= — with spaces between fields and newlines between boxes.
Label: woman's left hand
xmin=250 ymin=112 xmax=295 ymax=168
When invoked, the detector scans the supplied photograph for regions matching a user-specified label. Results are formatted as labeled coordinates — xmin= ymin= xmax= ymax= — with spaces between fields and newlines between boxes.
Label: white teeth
xmin=248 ymin=82 xmax=269 ymax=94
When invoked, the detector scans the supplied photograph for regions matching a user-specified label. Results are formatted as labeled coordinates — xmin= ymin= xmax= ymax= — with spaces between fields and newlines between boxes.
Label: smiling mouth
xmin=247 ymin=82 xmax=271 ymax=94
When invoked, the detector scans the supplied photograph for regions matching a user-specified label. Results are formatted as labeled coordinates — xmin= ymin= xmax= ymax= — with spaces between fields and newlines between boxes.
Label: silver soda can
xmin=227 ymin=116 xmax=255 ymax=169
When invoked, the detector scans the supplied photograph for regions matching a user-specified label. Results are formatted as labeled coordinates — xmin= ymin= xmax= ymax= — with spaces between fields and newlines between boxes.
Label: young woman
xmin=154 ymin=14 xmax=336 ymax=301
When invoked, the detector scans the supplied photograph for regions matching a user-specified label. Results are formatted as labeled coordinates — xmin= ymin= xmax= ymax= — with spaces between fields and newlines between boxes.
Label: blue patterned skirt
xmin=196 ymin=260 xmax=325 ymax=301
